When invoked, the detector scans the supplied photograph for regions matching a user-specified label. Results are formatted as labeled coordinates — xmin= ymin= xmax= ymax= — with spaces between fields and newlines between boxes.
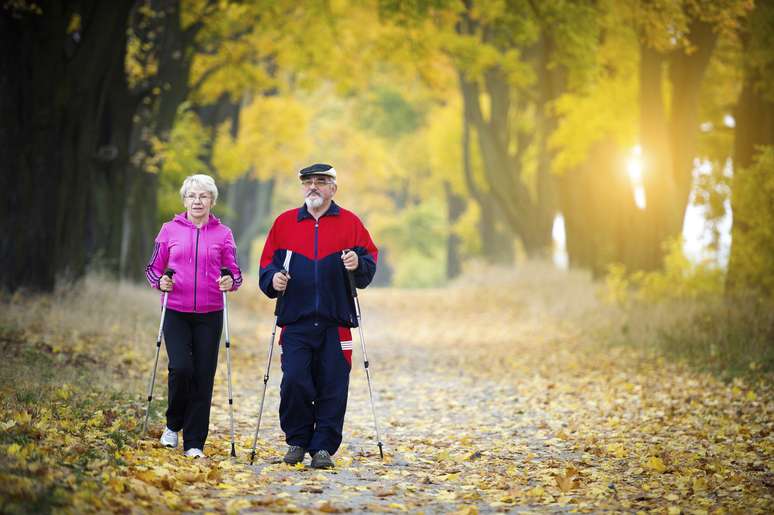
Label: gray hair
xmin=180 ymin=174 xmax=218 ymax=203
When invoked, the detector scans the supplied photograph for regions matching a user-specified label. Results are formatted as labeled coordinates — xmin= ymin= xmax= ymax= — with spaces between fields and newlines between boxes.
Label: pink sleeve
xmin=145 ymin=225 xmax=170 ymax=289
xmin=222 ymin=228 xmax=243 ymax=291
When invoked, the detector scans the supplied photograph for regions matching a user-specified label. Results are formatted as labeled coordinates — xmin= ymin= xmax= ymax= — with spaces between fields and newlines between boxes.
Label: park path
xmin=190 ymin=269 xmax=773 ymax=513
xmin=3 ymin=267 xmax=771 ymax=513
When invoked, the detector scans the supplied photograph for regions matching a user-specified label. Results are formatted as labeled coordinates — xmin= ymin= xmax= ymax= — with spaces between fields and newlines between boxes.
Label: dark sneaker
xmin=310 ymin=450 xmax=335 ymax=469
xmin=283 ymin=445 xmax=306 ymax=465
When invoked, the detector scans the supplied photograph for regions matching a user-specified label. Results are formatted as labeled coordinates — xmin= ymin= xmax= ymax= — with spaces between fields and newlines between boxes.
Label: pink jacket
xmin=145 ymin=213 xmax=242 ymax=313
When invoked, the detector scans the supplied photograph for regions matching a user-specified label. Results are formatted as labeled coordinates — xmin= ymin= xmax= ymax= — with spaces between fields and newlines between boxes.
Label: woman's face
xmin=184 ymin=187 xmax=213 ymax=221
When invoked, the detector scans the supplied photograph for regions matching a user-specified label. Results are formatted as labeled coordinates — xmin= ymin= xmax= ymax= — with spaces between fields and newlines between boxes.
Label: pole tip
xmin=249 ymin=452 xmax=256 ymax=465
xmin=378 ymin=442 xmax=384 ymax=460
xmin=231 ymin=444 xmax=236 ymax=458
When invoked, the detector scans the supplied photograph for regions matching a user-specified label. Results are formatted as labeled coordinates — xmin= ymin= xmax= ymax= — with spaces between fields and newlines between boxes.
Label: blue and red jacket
xmin=259 ymin=201 xmax=378 ymax=328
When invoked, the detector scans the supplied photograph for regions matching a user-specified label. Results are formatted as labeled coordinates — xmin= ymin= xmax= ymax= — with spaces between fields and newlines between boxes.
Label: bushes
xmin=605 ymin=240 xmax=774 ymax=380
xmin=727 ymin=145 xmax=774 ymax=301
xmin=612 ymin=296 xmax=773 ymax=379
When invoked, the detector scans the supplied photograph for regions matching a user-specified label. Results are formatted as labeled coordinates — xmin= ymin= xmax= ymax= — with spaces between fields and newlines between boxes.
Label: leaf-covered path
xmin=1 ymin=267 xmax=772 ymax=513
xmin=201 ymin=269 xmax=773 ymax=513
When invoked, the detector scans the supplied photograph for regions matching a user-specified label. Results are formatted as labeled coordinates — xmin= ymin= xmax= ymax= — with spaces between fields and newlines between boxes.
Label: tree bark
xmin=460 ymin=95 xmax=514 ymax=264
xmin=459 ymin=73 xmax=534 ymax=241
xmin=559 ymin=140 xmax=641 ymax=277
xmin=444 ymin=181 xmax=466 ymax=279
xmin=88 ymin=25 xmax=140 ymax=275
xmin=454 ymin=4 xmax=561 ymax=260
xmin=637 ymin=20 xmax=718 ymax=270
xmin=529 ymin=30 xmax=562 ymax=257
xmin=0 ymin=1 xmax=134 ymax=291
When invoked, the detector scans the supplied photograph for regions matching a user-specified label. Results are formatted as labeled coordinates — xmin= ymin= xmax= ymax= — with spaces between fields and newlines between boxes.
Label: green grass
xmin=611 ymin=296 xmax=774 ymax=382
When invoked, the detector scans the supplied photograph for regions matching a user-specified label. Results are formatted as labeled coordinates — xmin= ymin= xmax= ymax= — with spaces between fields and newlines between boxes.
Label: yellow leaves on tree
xmin=212 ymin=96 xmax=311 ymax=182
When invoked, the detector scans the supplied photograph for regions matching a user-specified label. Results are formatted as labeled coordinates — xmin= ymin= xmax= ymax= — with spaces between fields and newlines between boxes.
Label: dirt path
xmin=2 ymin=270 xmax=770 ymax=513
xmin=194 ymin=278 xmax=773 ymax=513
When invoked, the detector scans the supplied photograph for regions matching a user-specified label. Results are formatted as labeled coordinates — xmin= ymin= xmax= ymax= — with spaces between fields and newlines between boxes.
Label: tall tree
xmin=379 ymin=0 xmax=599 ymax=260
xmin=0 ymin=1 xmax=134 ymax=291
xmin=551 ymin=0 xmax=750 ymax=274
xmin=119 ymin=0 xmax=216 ymax=281
xmin=633 ymin=0 xmax=751 ymax=270
xmin=726 ymin=0 xmax=774 ymax=299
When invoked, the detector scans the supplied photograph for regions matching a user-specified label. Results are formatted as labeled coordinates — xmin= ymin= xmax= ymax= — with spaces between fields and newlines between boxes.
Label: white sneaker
xmin=159 ymin=427 xmax=178 ymax=448
xmin=184 ymin=448 xmax=205 ymax=459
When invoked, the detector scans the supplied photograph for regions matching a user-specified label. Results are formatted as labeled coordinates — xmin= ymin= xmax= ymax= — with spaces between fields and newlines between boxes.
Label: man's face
xmin=302 ymin=174 xmax=337 ymax=209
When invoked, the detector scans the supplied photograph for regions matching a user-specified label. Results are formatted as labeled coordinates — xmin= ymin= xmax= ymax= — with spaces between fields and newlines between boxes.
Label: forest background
xmin=0 ymin=0 xmax=772 ymax=383
xmin=4 ymin=0 xmax=773 ymax=375
xmin=2 ymin=0 xmax=773 ymax=296
xmin=1 ymin=1 xmax=773 ymax=513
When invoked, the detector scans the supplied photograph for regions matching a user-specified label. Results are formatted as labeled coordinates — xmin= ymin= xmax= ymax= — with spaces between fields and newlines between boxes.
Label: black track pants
xmin=163 ymin=308 xmax=222 ymax=451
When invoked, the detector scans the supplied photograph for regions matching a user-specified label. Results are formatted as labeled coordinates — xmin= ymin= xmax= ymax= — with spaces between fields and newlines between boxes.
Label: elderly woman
xmin=145 ymin=174 xmax=242 ymax=458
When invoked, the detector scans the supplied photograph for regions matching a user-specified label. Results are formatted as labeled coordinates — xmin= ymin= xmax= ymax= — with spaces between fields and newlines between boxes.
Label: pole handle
xmin=347 ymin=270 xmax=357 ymax=298
xmin=274 ymin=268 xmax=288 ymax=316
xmin=159 ymin=268 xmax=175 ymax=292
xmin=343 ymin=249 xmax=358 ymax=298
xmin=221 ymin=267 xmax=233 ymax=295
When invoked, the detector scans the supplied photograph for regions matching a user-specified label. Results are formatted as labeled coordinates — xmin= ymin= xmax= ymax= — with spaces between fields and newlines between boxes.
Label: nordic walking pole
xmin=221 ymin=268 xmax=237 ymax=458
xmin=346 ymin=262 xmax=384 ymax=460
xmin=249 ymin=250 xmax=293 ymax=465
xmin=142 ymin=268 xmax=175 ymax=435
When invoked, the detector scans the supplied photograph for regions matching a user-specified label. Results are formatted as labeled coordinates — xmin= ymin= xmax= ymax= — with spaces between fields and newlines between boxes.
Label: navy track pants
xmin=279 ymin=319 xmax=351 ymax=456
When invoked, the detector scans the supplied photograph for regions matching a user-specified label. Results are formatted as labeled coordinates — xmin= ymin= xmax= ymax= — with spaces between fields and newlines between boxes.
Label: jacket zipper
xmin=314 ymin=221 xmax=319 ymax=322
xmin=193 ymin=228 xmax=200 ymax=312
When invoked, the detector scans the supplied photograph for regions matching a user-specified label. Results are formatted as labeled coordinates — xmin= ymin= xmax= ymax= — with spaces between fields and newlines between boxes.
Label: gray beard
xmin=305 ymin=195 xmax=324 ymax=209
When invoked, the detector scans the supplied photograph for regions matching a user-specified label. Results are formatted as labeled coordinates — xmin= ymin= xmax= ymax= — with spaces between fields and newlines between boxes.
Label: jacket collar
xmin=173 ymin=212 xmax=221 ymax=228
xmin=297 ymin=200 xmax=340 ymax=221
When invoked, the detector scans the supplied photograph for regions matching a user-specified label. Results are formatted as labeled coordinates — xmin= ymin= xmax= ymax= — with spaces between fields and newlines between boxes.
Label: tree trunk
xmin=220 ymin=176 xmax=275 ymax=272
xmin=444 ymin=181 xmax=465 ymax=279
xmin=559 ymin=140 xmax=641 ymax=277
xmin=637 ymin=44 xmax=676 ymax=270
xmin=460 ymin=99 xmax=514 ymax=265
xmin=637 ymin=20 xmax=718 ymax=271
xmin=89 ymin=28 xmax=139 ymax=275
xmin=0 ymin=1 xmax=133 ymax=292
xmin=120 ymin=0 xmax=202 ymax=281
xmin=529 ymin=30 xmax=562 ymax=258
xmin=726 ymin=3 xmax=774 ymax=298
xmin=669 ymin=19 xmax=717 ymax=215
xmin=121 ymin=169 xmax=159 ymax=281
xmin=459 ymin=74 xmax=534 ymax=240
xmin=454 ymin=4 xmax=559 ymax=259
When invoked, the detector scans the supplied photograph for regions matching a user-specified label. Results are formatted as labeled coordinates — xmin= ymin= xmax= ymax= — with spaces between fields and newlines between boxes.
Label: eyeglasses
xmin=185 ymin=193 xmax=212 ymax=202
xmin=301 ymin=178 xmax=334 ymax=188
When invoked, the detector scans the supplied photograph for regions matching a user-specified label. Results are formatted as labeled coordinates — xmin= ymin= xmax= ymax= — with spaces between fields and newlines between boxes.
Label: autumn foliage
xmin=1 ymin=267 xmax=772 ymax=513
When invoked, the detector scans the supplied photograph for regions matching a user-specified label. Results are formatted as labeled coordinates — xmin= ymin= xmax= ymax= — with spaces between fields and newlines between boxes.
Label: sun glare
xmin=627 ymin=145 xmax=643 ymax=183
xmin=626 ymin=146 xmax=646 ymax=209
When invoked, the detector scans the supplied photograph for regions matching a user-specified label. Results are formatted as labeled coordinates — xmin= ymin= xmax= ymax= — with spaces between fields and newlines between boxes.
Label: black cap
xmin=298 ymin=163 xmax=337 ymax=179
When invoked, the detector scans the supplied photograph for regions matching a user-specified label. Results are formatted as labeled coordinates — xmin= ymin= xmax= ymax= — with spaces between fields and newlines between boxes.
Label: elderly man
xmin=258 ymin=163 xmax=378 ymax=469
